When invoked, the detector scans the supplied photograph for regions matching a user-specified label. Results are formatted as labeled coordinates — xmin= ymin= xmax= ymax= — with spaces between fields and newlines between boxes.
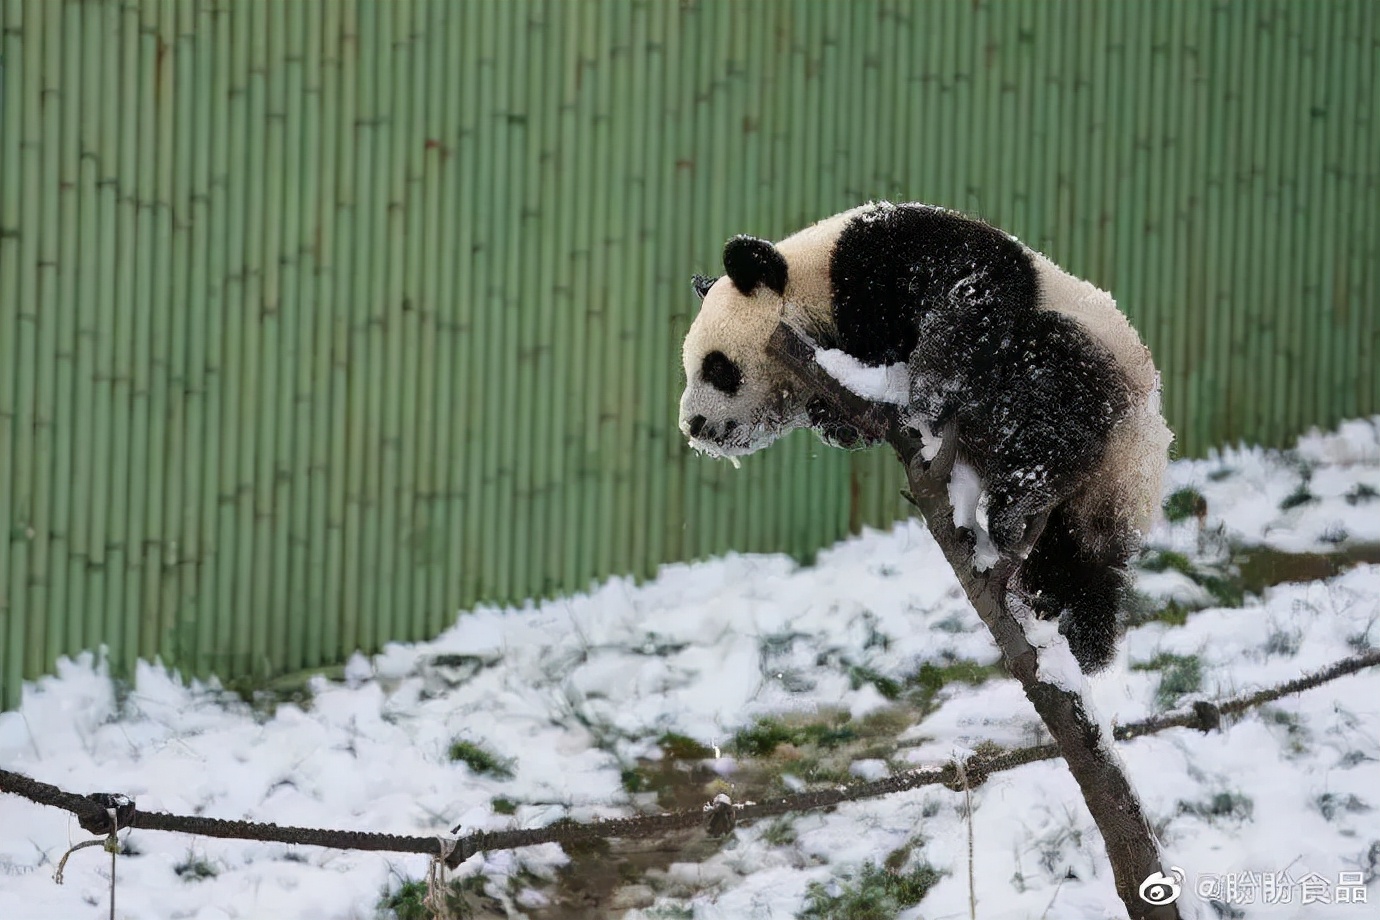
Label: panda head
xmin=679 ymin=234 xmax=812 ymax=459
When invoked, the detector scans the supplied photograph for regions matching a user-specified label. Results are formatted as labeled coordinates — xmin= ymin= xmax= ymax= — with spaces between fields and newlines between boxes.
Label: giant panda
xmin=678 ymin=201 xmax=1173 ymax=672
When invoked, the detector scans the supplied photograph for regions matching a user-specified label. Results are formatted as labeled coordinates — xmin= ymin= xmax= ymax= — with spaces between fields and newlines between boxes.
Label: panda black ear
xmin=723 ymin=235 xmax=788 ymax=296
xmin=691 ymin=274 xmax=717 ymax=300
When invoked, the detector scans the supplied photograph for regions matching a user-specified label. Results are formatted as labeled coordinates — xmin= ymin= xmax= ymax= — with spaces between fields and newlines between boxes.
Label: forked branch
xmin=766 ymin=322 xmax=1181 ymax=920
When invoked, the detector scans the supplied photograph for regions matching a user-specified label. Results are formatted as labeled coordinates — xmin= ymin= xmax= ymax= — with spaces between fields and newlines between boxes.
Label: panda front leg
xmin=980 ymin=422 xmax=1094 ymax=559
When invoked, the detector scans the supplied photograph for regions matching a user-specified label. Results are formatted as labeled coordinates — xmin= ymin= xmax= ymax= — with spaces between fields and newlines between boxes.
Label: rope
xmin=3 ymin=648 xmax=1376 ymax=869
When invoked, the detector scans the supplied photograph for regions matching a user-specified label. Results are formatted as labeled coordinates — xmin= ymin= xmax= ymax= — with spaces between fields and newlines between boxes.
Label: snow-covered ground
xmin=3 ymin=419 xmax=1380 ymax=919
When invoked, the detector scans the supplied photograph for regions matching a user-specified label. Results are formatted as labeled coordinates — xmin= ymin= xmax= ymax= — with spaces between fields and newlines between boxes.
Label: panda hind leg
xmin=983 ymin=455 xmax=1086 ymax=556
xmin=1019 ymin=503 xmax=1130 ymax=672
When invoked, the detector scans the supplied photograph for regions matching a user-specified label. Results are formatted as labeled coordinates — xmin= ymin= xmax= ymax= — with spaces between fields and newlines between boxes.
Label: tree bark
xmin=767 ymin=323 xmax=1182 ymax=920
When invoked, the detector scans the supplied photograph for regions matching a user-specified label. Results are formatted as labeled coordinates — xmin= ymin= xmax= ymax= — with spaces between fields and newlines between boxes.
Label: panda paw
xmin=986 ymin=508 xmax=1029 ymax=555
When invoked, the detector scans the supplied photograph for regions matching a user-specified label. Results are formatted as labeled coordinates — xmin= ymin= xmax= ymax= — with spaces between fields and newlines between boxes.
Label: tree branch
xmin=766 ymin=322 xmax=1182 ymax=920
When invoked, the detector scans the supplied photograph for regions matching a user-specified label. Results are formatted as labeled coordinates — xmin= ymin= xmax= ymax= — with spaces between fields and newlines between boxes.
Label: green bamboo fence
xmin=0 ymin=0 xmax=1376 ymax=708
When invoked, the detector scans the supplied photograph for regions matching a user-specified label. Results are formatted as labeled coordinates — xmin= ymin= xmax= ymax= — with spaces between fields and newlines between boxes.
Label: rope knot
xmin=704 ymin=793 xmax=737 ymax=837
xmin=1190 ymin=700 xmax=1222 ymax=734
xmin=80 ymin=793 xmax=136 ymax=835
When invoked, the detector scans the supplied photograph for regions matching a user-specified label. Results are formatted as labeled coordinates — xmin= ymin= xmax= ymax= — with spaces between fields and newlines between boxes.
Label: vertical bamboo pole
xmin=84 ymin=0 xmax=120 ymax=674
xmin=253 ymin=0 xmax=284 ymax=675
xmin=503 ymin=0 xmax=533 ymax=607
xmin=234 ymin=0 xmax=266 ymax=678
xmin=343 ymin=0 xmax=374 ymax=658
xmin=456 ymin=0 xmax=485 ymax=608
xmin=472 ymin=0 xmax=494 ymax=606
xmin=436 ymin=0 xmax=466 ymax=624
xmin=121 ymin=0 xmax=149 ymax=667
xmin=638 ymin=0 xmax=669 ymax=583
xmin=526 ymin=0 xmax=557 ymax=596
xmin=582 ymin=0 xmax=607 ymax=579
xmin=605 ymin=2 xmax=635 ymax=583
xmin=415 ymin=0 xmax=442 ymax=632
xmin=1320 ymin=2 xmax=1351 ymax=431
xmin=364 ymin=0 xmax=390 ymax=643
xmin=32 ymin=0 xmax=61 ymax=678
xmin=312 ymin=0 xmax=343 ymax=668
xmin=50 ymin=0 xmax=84 ymax=674
xmin=283 ymin=0 xmax=312 ymax=672
xmin=1277 ymin=1 xmax=1306 ymax=450
xmin=0 ymin=0 xmax=14 ymax=704
xmin=1346 ymin=0 xmax=1376 ymax=420
xmin=470 ymin=0 xmax=496 ymax=601
xmin=1206 ymin=5 xmax=1235 ymax=446
xmin=554 ymin=0 xmax=584 ymax=589
xmin=142 ymin=0 xmax=166 ymax=664
xmin=10 ymin=0 xmax=39 ymax=684
xmin=400 ymin=0 xmax=428 ymax=639
xmin=101 ymin=0 xmax=135 ymax=677
xmin=658 ymin=0 xmax=686 ymax=570
xmin=325 ymin=0 xmax=353 ymax=665
xmin=374 ymin=0 xmax=403 ymax=650
xmin=160 ymin=0 xmax=190 ymax=666
xmin=1234 ymin=2 xmax=1264 ymax=448
xmin=491 ymin=0 xmax=519 ymax=603
xmin=217 ymin=1 xmax=247 ymax=677
xmin=545 ymin=0 xmax=574 ymax=593
xmin=194 ymin=0 xmax=225 ymax=677
xmin=1172 ymin=1 xmax=1201 ymax=455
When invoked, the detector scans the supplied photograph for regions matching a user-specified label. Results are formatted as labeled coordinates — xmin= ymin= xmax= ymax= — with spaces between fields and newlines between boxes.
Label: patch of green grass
xmin=448 ymin=739 xmax=515 ymax=779
xmin=847 ymin=664 xmax=902 ymax=701
xmin=1263 ymin=628 xmax=1301 ymax=657
xmin=1260 ymin=706 xmax=1310 ymax=756
xmin=1139 ymin=549 xmax=1196 ymax=576
xmin=730 ymin=717 xmax=857 ymax=758
xmin=377 ymin=875 xmax=485 ymax=920
xmin=799 ymin=858 xmax=943 ymax=919
xmin=377 ymin=879 xmax=429 ymax=920
xmin=1163 ymin=487 xmax=1208 ymax=523
xmin=173 ymin=854 xmax=218 ymax=882
xmin=220 ymin=672 xmax=318 ymax=719
xmin=1177 ymin=791 xmax=1253 ymax=823
xmin=905 ymin=659 xmax=1003 ymax=701
xmin=1131 ymin=653 xmax=1203 ymax=709
xmin=760 ymin=817 xmax=798 ymax=847
xmin=1150 ymin=601 xmax=1191 ymax=627
xmin=1345 ymin=483 xmax=1379 ymax=506
xmin=491 ymin=796 xmax=518 ymax=815
xmin=1123 ymin=591 xmax=1191 ymax=628
xmin=1316 ymin=792 xmax=1370 ymax=821
xmin=657 ymin=732 xmax=714 ymax=760
xmin=620 ymin=767 xmax=648 ymax=795
xmin=1137 ymin=550 xmax=1244 ymax=609
xmin=1279 ymin=484 xmax=1318 ymax=511
xmin=619 ymin=733 xmax=725 ymax=809
xmin=778 ymin=756 xmax=854 ymax=788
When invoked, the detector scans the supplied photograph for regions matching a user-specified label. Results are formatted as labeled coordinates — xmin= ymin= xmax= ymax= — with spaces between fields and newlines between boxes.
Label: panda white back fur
xmin=679 ymin=201 xmax=1173 ymax=672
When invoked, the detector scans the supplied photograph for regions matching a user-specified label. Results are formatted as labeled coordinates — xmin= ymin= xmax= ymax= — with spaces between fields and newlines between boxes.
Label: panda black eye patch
xmin=700 ymin=350 xmax=742 ymax=395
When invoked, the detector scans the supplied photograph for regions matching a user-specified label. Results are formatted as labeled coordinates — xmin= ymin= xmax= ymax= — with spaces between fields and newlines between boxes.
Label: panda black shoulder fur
xmin=679 ymin=201 xmax=1173 ymax=672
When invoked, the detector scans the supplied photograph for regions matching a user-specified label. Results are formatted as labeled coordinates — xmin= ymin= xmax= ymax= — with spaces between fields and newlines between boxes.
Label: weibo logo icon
xmin=1139 ymin=867 xmax=1186 ymax=905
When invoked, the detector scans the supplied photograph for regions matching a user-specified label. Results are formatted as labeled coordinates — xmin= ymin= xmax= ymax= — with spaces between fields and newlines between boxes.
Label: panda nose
xmin=687 ymin=415 xmax=708 ymax=438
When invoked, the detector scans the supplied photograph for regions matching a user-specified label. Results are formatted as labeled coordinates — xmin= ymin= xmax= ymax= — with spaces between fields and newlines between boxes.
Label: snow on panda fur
xmin=679 ymin=201 xmax=1173 ymax=672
